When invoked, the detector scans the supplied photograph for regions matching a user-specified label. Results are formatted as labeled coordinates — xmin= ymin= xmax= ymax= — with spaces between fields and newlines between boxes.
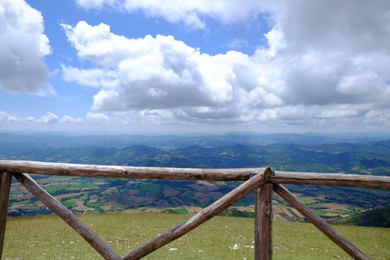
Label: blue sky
xmin=1 ymin=0 xmax=390 ymax=133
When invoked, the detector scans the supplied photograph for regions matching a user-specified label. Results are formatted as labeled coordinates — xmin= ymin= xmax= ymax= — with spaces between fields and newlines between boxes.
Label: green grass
xmin=62 ymin=200 xmax=78 ymax=209
xmin=163 ymin=207 xmax=189 ymax=214
xmin=3 ymin=213 xmax=389 ymax=259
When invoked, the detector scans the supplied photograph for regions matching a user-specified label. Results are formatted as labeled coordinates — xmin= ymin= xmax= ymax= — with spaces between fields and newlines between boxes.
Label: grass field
xmin=3 ymin=213 xmax=389 ymax=259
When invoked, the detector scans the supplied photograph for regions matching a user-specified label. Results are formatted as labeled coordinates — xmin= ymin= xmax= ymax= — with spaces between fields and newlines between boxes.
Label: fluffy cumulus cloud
xmin=62 ymin=0 xmax=390 ymax=130
xmin=0 ymin=0 xmax=50 ymax=94
xmin=62 ymin=21 xmax=282 ymax=123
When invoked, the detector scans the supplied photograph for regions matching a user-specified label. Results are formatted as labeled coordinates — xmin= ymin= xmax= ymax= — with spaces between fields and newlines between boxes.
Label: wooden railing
xmin=1 ymin=160 xmax=390 ymax=259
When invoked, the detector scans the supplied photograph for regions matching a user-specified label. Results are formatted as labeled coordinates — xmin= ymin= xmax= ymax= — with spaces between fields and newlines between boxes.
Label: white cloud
xmin=364 ymin=109 xmax=390 ymax=128
xmin=337 ymin=71 xmax=388 ymax=102
xmin=86 ymin=112 xmax=110 ymax=122
xmin=61 ymin=65 xmax=118 ymax=88
xmin=61 ymin=115 xmax=84 ymax=123
xmin=0 ymin=111 xmax=84 ymax=125
xmin=62 ymin=21 xmax=134 ymax=68
xmin=0 ymin=0 xmax=50 ymax=94
xmin=63 ymin=22 xmax=282 ymax=122
xmin=37 ymin=112 xmax=60 ymax=124
xmin=62 ymin=0 xmax=390 ymax=131
xmin=75 ymin=0 xmax=267 ymax=29
xmin=0 ymin=111 xmax=17 ymax=122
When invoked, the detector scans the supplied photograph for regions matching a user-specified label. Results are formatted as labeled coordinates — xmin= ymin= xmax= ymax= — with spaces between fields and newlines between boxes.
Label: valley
xmin=2 ymin=132 xmax=390 ymax=225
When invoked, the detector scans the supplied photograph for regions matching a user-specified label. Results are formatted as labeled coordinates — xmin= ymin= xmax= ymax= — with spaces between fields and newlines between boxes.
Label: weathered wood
xmin=2 ymin=160 xmax=390 ymax=189
xmin=12 ymin=173 xmax=121 ymax=260
xmin=123 ymin=167 xmax=273 ymax=260
xmin=0 ymin=160 xmax=261 ymax=181
xmin=0 ymin=172 xmax=12 ymax=258
xmin=273 ymin=184 xmax=369 ymax=260
xmin=255 ymin=183 xmax=273 ymax=260
xmin=271 ymin=171 xmax=390 ymax=189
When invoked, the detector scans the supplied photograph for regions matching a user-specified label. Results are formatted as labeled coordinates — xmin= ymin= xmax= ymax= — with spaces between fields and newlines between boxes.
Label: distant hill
xmin=346 ymin=206 xmax=390 ymax=227
xmin=2 ymin=132 xmax=390 ymax=220
xmin=1 ymin=133 xmax=389 ymax=175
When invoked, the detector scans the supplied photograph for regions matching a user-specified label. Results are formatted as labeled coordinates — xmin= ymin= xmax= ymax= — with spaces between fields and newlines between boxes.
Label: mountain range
xmin=2 ymin=132 xmax=390 ymax=225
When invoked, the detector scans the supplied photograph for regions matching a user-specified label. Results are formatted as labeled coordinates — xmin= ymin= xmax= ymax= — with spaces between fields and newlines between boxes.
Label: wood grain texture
xmin=270 ymin=171 xmax=390 ymax=189
xmin=0 ymin=160 xmax=261 ymax=181
xmin=1 ymin=160 xmax=389 ymax=189
xmin=255 ymin=183 xmax=273 ymax=260
xmin=0 ymin=172 xmax=12 ymax=258
xmin=274 ymin=184 xmax=369 ymax=260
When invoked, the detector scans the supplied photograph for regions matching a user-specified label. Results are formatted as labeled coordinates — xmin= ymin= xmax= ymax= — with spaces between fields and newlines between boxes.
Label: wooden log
xmin=12 ymin=173 xmax=121 ymax=260
xmin=2 ymin=160 xmax=390 ymax=188
xmin=270 ymin=171 xmax=390 ymax=189
xmin=123 ymin=167 xmax=273 ymax=260
xmin=0 ymin=172 xmax=12 ymax=258
xmin=0 ymin=160 xmax=260 ymax=181
xmin=273 ymin=184 xmax=369 ymax=260
xmin=255 ymin=183 xmax=273 ymax=260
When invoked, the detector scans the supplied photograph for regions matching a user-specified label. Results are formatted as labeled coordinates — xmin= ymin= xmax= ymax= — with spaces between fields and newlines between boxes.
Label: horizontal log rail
xmin=1 ymin=160 xmax=390 ymax=189
xmin=271 ymin=171 xmax=390 ymax=189
xmin=1 ymin=160 xmax=390 ymax=260
xmin=0 ymin=160 xmax=260 ymax=181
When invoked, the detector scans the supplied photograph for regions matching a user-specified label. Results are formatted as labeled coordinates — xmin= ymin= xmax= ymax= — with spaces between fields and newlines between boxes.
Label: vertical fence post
xmin=255 ymin=183 xmax=273 ymax=260
xmin=0 ymin=172 xmax=12 ymax=258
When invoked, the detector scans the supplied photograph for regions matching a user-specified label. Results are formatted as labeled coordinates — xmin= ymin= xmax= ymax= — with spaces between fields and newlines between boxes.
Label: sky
xmin=0 ymin=0 xmax=390 ymax=134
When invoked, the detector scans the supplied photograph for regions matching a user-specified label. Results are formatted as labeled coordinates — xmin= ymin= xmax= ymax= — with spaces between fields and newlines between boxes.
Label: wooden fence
xmin=1 ymin=160 xmax=390 ymax=259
